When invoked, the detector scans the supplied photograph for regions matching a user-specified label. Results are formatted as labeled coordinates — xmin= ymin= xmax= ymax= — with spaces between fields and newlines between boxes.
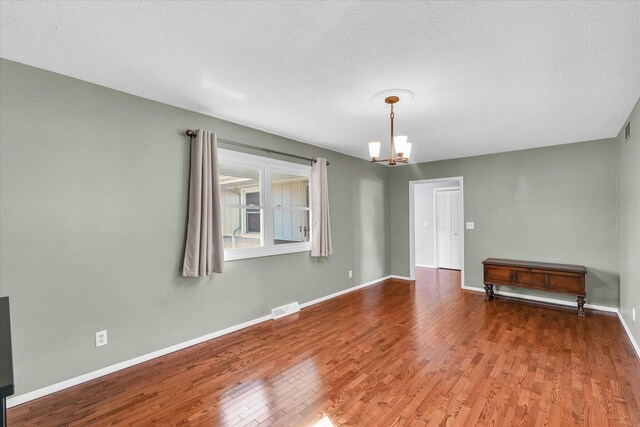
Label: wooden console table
xmin=482 ymin=258 xmax=587 ymax=317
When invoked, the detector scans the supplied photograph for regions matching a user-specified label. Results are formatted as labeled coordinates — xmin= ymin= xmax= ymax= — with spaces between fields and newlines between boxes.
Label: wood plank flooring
xmin=8 ymin=268 xmax=640 ymax=426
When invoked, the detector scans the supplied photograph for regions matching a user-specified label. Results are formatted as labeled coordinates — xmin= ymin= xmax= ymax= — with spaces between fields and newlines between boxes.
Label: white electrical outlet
xmin=96 ymin=330 xmax=108 ymax=347
xmin=633 ymin=308 xmax=636 ymax=323
xmin=348 ymin=270 xmax=353 ymax=278
xmin=466 ymin=222 xmax=475 ymax=229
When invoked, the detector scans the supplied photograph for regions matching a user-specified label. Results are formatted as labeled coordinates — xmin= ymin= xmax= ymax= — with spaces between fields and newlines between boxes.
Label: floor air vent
xmin=271 ymin=302 xmax=300 ymax=320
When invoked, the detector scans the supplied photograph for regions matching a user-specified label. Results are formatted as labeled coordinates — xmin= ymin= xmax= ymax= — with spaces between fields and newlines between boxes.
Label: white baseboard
xmin=415 ymin=264 xmax=436 ymax=268
xmin=8 ymin=275 xmax=394 ymax=408
xmin=462 ymin=285 xmax=639 ymax=359
xmin=299 ymin=276 xmax=391 ymax=309
xmin=617 ymin=310 xmax=640 ymax=359
xmin=389 ymin=275 xmax=413 ymax=281
xmin=13 ymin=278 xmax=632 ymax=409
xmin=7 ymin=313 xmax=273 ymax=408
xmin=461 ymin=285 xmax=618 ymax=312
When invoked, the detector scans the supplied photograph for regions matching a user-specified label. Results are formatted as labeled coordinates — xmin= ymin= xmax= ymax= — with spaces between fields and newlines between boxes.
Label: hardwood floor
xmin=9 ymin=268 xmax=640 ymax=426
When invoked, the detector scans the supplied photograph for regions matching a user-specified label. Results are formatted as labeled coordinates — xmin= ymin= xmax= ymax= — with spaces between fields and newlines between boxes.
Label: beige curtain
xmin=311 ymin=158 xmax=332 ymax=257
xmin=183 ymin=129 xmax=224 ymax=276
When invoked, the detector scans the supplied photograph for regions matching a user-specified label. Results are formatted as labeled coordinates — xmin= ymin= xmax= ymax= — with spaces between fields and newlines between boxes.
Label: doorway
xmin=409 ymin=177 xmax=464 ymax=287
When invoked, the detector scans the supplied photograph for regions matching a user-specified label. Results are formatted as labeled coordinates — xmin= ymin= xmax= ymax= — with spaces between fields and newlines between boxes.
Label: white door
xmin=436 ymin=189 xmax=462 ymax=270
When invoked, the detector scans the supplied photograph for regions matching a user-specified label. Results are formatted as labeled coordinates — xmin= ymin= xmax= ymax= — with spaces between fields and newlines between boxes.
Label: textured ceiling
xmin=1 ymin=1 xmax=639 ymax=162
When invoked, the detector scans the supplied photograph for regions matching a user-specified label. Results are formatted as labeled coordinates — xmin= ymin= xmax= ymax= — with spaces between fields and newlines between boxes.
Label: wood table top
xmin=482 ymin=258 xmax=587 ymax=274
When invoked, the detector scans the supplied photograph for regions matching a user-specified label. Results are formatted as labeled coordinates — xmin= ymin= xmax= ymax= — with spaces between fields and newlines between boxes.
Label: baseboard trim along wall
xmin=389 ymin=275 xmax=414 ymax=283
xmin=461 ymin=285 xmax=617 ymax=312
xmin=7 ymin=313 xmax=274 ymax=408
xmin=617 ymin=310 xmax=640 ymax=359
xmin=12 ymin=278 xmax=631 ymax=408
xmin=8 ymin=275 xmax=398 ymax=408
xmin=299 ymin=276 xmax=392 ymax=309
xmin=462 ymin=284 xmax=639 ymax=359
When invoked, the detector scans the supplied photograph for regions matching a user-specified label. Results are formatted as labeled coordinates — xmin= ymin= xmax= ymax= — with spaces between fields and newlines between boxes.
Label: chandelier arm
xmin=369 ymin=158 xmax=408 ymax=165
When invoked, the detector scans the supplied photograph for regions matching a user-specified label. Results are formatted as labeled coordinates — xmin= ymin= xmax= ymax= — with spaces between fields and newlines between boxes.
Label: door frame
xmin=409 ymin=176 xmax=465 ymax=288
xmin=433 ymin=186 xmax=462 ymax=269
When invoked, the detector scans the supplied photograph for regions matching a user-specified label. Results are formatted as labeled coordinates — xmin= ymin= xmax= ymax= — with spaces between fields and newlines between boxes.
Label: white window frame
xmin=218 ymin=149 xmax=312 ymax=261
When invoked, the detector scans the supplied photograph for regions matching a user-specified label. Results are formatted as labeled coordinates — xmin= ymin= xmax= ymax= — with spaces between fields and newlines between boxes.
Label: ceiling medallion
xmin=369 ymin=89 xmax=415 ymax=104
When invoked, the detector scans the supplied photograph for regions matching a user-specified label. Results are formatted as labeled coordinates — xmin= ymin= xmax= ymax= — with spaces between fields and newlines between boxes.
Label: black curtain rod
xmin=185 ymin=130 xmax=329 ymax=166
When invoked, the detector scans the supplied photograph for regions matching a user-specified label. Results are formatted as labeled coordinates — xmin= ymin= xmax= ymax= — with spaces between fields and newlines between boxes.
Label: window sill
xmin=224 ymin=243 xmax=311 ymax=261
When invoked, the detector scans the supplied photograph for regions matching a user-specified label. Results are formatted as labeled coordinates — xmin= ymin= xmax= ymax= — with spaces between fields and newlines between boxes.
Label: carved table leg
xmin=577 ymin=296 xmax=586 ymax=318
xmin=484 ymin=284 xmax=493 ymax=301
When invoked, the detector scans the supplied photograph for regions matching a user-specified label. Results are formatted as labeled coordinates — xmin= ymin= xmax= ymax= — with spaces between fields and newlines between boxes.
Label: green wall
xmin=0 ymin=59 xmax=391 ymax=395
xmin=0 ymin=57 xmax=633 ymax=399
xmin=618 ymin=99 xmax=640 ymax=345
xmin=389 ymin=139 xmax=619 ymax=307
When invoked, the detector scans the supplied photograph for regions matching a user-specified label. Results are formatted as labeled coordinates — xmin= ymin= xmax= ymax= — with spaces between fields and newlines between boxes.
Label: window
xmin=218 ymin=149 xmax=311 ymax=260
xmin=244 ymin=191 xmax=261 ymax=234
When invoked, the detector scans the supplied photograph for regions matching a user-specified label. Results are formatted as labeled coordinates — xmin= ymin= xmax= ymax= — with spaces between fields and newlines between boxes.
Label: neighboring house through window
xmin=218 ymin=149 xmax=311 ymax=260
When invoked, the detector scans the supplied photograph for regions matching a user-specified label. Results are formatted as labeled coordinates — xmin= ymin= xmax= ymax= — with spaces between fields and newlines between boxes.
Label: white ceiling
xmin=1 ymin=1 xmax=639 ymax=163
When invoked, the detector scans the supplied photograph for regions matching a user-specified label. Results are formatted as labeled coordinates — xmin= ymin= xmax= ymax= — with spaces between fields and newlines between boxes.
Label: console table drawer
xmin=485 ymin=266 xmax=513 ymax=282
xmin=515 ymin=271 xmax=545 ymax=286
xmin=547 ymin=273 xmax=583 ymax=294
